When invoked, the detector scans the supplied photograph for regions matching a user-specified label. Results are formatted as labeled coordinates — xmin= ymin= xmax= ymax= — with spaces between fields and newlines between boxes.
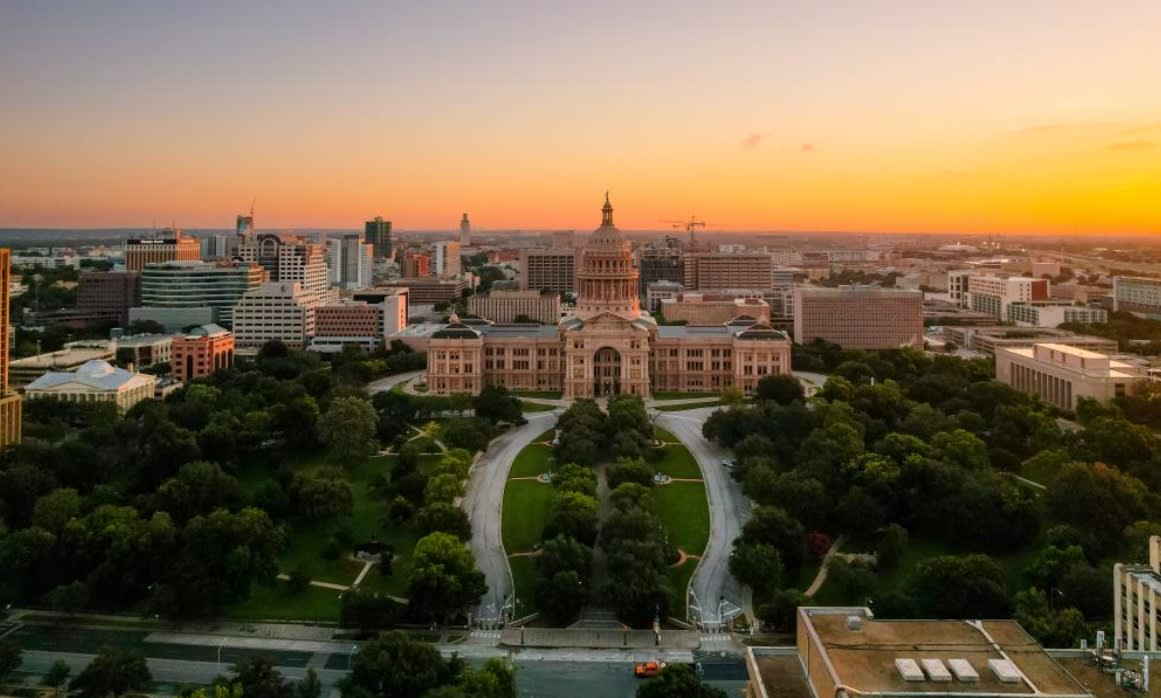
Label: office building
xmin=124 ymin=230 xmax=201 ymax=272
xmin=403 ymin=252 xmax=431 ymax=278
xmin=754 ymin=606 xmax=1092 ymax=698
xmin=519 ymin=248 xmax=579 ymax=294
xmin=434 ymin=241 xmax=461 ymax=277
xmin=77 ymin=271 xmax=141 ymax=326
xmin=683 ymin=252 xmax=772 ymax=290
xmin=995 ymin=343 xmax=1144 ymax=410
xmin=427 ymin=196 xmax=792 ymax=397
xmin=113 ymin=333 xmax=172 ymax=368
xmin=200 ymin=234 xmax=232 ymax=259
xmin=132 ymin=260 xmax=264 ymax=329
xmin=326 ymin=234 xmax=374 ymax=289
xmin=468 ymin=289 xmax=561 ymax=324
xmin=172 ymin=324 xmax=234 ymax=383
xmin=231 ymin=282 xmax=318 ymax=351
xmin=1114 ymin=535 xmax=1161 ymax=651
xmin=638 ymin=237 xmax=684 ymax=299
xmin=383 ymin=277 xmax=466 ymax=306
xmin=645 ymin=280 xmax=684 ymax=312
xmin=25 ymin=359 xmax=156 ymax=413
xmin=659 ymin=293 xmax=770 ymax=325
xmin=1114 ymin=276 xmax=1161 ymax=317
xmin=947 ymin=269 xmax=974 ymax=306
xmin=365 ymin=217 xmax=392 ymax=259
xmin=0 ymin=249 xmax=21 ymax=446
xmin=352 ymin=287 xmax=410 ymax=334
xmin=232 ymin=233 xmax=330 ymax=305
xmin=460 ymin=213 xmax=471 ymax=246
xmin=941 ymin=326 xmax=1118 ymax=357
xmin=310 ymin=301 xmax=386 ymax=352
xmin=1007 ymin=303 xmax=1108 ymax=328
xmin=794 ymin=286 xmax=923 ymax=349
xmin=966 ymin=276 xmax=1050 ymax=320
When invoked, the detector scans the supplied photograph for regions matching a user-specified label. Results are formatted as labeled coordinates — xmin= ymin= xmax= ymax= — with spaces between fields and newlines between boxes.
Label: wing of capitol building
xmin=425 ymin=194 xmax=792 ymax=398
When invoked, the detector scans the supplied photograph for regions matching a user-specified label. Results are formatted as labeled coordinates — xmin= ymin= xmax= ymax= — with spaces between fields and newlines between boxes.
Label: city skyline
xmin=2 ymin=2 xmax=1161 ymax=234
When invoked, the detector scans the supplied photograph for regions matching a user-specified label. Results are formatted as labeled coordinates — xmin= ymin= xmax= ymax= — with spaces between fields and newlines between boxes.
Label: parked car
xmin=635 ymin=661 xmax=666 ymax=678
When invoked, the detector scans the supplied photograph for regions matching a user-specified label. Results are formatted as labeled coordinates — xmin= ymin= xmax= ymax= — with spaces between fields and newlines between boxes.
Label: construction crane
xmin=659 ymin=216 xmax=710 ymax=247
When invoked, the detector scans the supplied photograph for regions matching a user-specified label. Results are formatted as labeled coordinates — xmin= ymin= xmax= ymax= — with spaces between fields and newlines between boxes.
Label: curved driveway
xmin=655 ymin=407 xmax=751 ymax=628
xmin=464 ymin=411 xmax=559 ymax=625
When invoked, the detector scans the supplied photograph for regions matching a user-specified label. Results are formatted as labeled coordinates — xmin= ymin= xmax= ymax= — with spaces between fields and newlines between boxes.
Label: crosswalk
xmin=470 ymin=630 xmax=502 ymax=640
xmin=0 ymin=621 xmax=21 ymax=640
xmin=699 ymin=634 xmax=734 ymax=644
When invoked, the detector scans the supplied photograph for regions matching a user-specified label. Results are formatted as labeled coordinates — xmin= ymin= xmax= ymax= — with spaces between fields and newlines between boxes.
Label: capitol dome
xmin=573 ymin=193 xmax=642 ymax=320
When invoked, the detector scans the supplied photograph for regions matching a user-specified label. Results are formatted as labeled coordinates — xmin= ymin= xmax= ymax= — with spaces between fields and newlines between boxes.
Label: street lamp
xmin=348 ymin=644 xmax=357 ymax=670
xmin=218 ymin=637 xmax=227 ymax=666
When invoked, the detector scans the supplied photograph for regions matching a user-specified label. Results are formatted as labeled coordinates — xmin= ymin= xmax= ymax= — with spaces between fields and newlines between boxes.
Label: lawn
xmin=512 ymin=390 xmax=563 ymax=399
xmin=668 ymin=560 xmax=696 ymax=618
xmin=534 ymin=427 xmax=557 ymax=442
xmin=654 ymin=426 xmax=678 ymax=443
xmin=520 ymin=400 xmax=556 ymax=412
xmin=224 ymin=580 xmax=343 ymax=623
xmin=502 ymin=480 xmax=555 ymax=553
xmin=509 ymin=444 xmax=554 ymax=478
xmin=652 ymin=481 xmax=710 ymax=556
xmin=655 ymin=400 xmax=722 ymax=412
xmin=654 ymin=443 xmax=702 ymax=479
xmin=509 ymin=555 xmax=539 ymax=617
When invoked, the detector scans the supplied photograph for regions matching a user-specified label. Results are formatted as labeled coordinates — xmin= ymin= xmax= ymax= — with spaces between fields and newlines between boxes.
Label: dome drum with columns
xmin=425 ymin=195 xmax=792 ymax=398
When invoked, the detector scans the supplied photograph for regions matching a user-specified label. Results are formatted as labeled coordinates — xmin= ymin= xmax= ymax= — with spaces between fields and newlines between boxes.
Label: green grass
xmin=654 ymin=426 xmax=678 ymax=443
xmin=502 ymin=480 xmax=555 ymax=553
xmin=655 ymin=400 xmax=722 ymax=411
xmin=668 ymin=560 xmax=696 ymax=619
xmin=509 ymin=555 xmax=540 ymax=617
xmin=654 ymin=443 xmax=702 ymax=479
xmin=653 ymin=391 xmax=719 ymax=400
xmin=652 ymin=481 xmax=710 ymax=556
xmin=520 ymin=400 xmax=556 ymax=412
xmin=509 ymin=444 xmax=554 ymax=478
xmin=535 ymin=427 xmax=557 ymax=442
xmin=223 ymin=580 xmax=343 ymax=622
xmin=511 ymin=390 xmax=563 ymax=399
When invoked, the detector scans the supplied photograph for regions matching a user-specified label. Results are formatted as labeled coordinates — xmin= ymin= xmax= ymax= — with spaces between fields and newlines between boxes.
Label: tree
xmin=729 ymin=542 xmax=783 ymax=595
xmin=876 ymin=524 xmax=909 ymax=571
xmin=416 ymin=502 xmax=472 ymax=540
xmin=43 ymin=580 xmax=90 ymax=615
xmin=295 ymin=669 xmax=322 ymax=698
xmin=454 ymin=658 xmax=516 ymax=698
xmin=70 ymin=646 xmax=152 ymax=698
xmin=908 ymin=554 xmax=1011 ymax=619
xmin=407 ymin=532 xmax=487 ymax=621
xmin=1046 ymin=461 xmax=1153 ymax=558
xmin=0 ymin=641 xmax=20 ymax=683
xmin=537 ymin=535 xmax=594 ymax=581
xmin=741 ymin=506 xmax=805 ymax=569
xmin=156 ymin=461 xmax=242 ymax=521
xmin=755 ymin=374 xmax=805 ymax=405
xmin=474 ymin=385 xmax=523 ymax=424
xmin=536 ymin=570 xmax=588 ymax=625
xmin=931 ymin=429 xmax=990 ymax=470
xmin=317 ymin=396 xmax=378 ymax=465
xmin=758 ymin=589 xmax=809 ymax=631
xmin=225 ymin=657 xmax=291 ymax=698
xmin=340 ymin=631 xmax=463 ymax=698
xmin=31 ymin=487 xmax=82 ymax=533
xmin=339 ymin=590 xmax=404 ymax=633
xmin=424 ymin=473 xmax=465 ymax=505
xmin=552 ymin=463 xmax=598 ymax=498
xmin=543 ymin=491 xmax=599 ymax=546
xmin=287 ymin=470 xmax=354 ymax=521
xmin=608 ymin=457 xmax=655 ymax=489
xmin=637 ymin=664 xmax=727 ymax=698
xmin=440 ymin=418 xmax=492 ymax=453
xmin=41 ymin=659 xmax=71 ymax=687
xmin=827 ymin=559 xmax=877 ymax=602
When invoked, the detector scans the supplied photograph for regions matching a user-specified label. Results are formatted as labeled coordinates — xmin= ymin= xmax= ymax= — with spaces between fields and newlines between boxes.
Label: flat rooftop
xmin=804 ymin=609 xmax=1090 ymax=697
xmin=1034 ymin=342 xmax=1106 ymax=359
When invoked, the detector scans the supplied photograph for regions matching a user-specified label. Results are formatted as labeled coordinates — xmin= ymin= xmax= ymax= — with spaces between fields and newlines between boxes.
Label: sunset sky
xmin=2 ymin=1 xmax=1160 ymax=234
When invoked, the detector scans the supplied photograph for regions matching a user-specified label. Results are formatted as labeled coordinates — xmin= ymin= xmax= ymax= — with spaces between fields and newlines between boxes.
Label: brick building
xmin=794 ymin=285 xmax=923 ymax=349
xmin=172 ymin=324 xmax=235 ymax=383
xmin=77 ymin=271 xmax=141 ymax=325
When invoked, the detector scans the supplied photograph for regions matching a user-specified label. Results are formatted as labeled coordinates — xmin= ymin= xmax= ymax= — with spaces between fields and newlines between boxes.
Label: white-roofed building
xmin=24 ymin=359 xmax=156 ymax=412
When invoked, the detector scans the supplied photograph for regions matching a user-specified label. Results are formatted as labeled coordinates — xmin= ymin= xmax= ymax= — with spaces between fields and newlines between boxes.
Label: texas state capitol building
xmin=426 ymin=196 xmax=792 ymax=398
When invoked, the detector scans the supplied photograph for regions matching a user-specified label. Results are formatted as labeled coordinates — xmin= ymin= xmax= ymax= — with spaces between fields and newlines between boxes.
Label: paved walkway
xmin=463 ymin=411 xmax=560 ymax=625
xmin=804 ymin=535 xmax=847 ymax=597
xmin=366 ymin=370 xmax=425 ymax=395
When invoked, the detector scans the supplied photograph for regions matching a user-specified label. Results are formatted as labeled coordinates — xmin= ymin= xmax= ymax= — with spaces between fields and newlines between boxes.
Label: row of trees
xmin=553 ymin=396 xmax=655 ymax=466
xmin=705 ymin=346 xmax=1159 ymax=645
xmin=534 ymin=464 xmax=598 ymax=624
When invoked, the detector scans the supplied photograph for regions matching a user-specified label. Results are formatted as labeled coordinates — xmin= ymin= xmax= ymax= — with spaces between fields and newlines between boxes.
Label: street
xmin=462 ymin=411 xmax=560 ymax=624
xmin=655 ymin=407 xmax=751 ymax=627
xmin=365 ymin=369 xmax=424 ymax=395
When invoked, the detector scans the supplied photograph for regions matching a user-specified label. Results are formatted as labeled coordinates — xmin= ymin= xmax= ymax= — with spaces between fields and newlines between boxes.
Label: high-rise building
xmin=200 ymin=234 xmax=232 ymax=259
xmin=365 ymin=217 xmax=392 ymax=259
xmin=236 ymin=213 xmax=254 ymax=236
xmin=683 ymin=252 xmax=772 ymax=290
xmin=124 ymin=230 xmax=201 ymax=272
xmin=232 ymin=282 xmax=319 ymax=351
xmin=794 ymin=285 xmax=923 ymax=349
xmin=403 ymin=252 xmax=431 ymax=278
xmin=460 ymin=213 xmax=471 ymax=246
xmin=132 ymin=260 xmax=264 ymax=329
xmin=77 ymin=271 xmax=141 ymax=326
xmin=232 ymin=233 xmax=330 ymax=305
xmin=434 ymin=241 xmax=461 ymax=278
xmin=519 ymin=248 xmax=579 ymax=294
xmin=326 ymin=234 xmax=374 ymax=289
xmin=638 ymin=237 xmax=684 ymax=299
xmin=0 ymin=249 xmax=21 ymax=447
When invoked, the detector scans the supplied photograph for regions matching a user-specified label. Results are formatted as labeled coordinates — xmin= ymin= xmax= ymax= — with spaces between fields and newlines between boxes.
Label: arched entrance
xmin=593 ymin=347 xmax=621 ymax=397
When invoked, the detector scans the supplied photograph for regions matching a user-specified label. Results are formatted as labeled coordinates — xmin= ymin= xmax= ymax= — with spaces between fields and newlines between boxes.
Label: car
xmin=635 ymin=661 xmax=665 ymax=678
xmin=722 ymin=460 xmax=735 ymax=469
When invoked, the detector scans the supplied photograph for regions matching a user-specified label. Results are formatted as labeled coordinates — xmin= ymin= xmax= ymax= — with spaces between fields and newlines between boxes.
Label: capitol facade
xmin=425 ymin=196 xmax=792 ymax=398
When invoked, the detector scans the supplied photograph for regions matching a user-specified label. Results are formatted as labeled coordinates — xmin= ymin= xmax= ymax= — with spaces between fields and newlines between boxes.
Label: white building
xmin=1114 ymin=535 xmax=1161 ymax=651
xmin=326 ymin=234 xmax=374 ymax=289
xmin=966 ymin=275 xmax=1050 ymax=319
xmin=947 ymin=270 xmax=974 ymax=306
xmin=434 ymin=241 xmax=461 ymax=278
xmin=231 ymin=282 xmax=319 ymax=351
xmin=1114 ymin=276 xmax=1161 ymax=318
xmin=995 ymin=343 xmax=1145 ymax=410
xmin=1007 ymin=303 xmax=1108 ymax=328
xmin=25 ymin=359 xmax=156 ymax=412
xmin=232 ymin=234 xmax=331 ymax=305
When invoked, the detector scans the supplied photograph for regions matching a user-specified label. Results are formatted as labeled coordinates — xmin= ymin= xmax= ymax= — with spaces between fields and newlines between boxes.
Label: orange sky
xmin=2 ymin=2 xmax=1160 ymax=234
